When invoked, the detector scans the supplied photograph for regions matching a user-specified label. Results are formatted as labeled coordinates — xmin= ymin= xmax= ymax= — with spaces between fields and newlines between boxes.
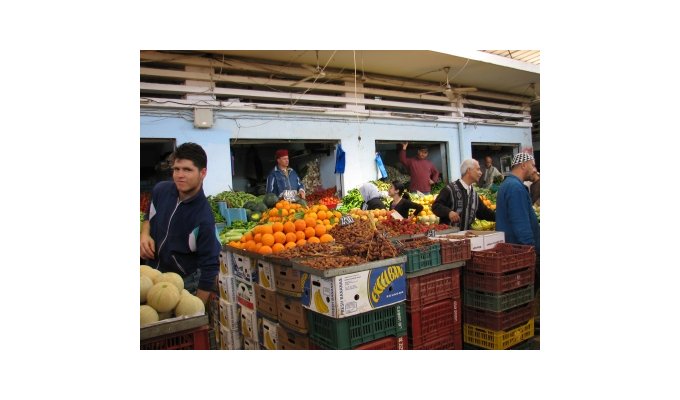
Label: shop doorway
xmin=375 ymin=141 xmax=450 ymax=187
xmin=140 ymin=138 xmax=176 ymax=192
xmin=230 ymin=140 xmax=341 ymax=195
xmin=472 ymin=143 xmax=520 ymax=176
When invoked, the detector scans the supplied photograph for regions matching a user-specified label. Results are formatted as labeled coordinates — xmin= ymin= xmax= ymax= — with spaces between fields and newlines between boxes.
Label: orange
xmin=319 ymin=234 xmax=333 ymax=243
xmin=317 ymin=211 xmax=327 ymax=220
xmin=261 ymin=225 xmax=273 ymax=235
xmin=253 ymin=233 xmax=262 ymax=243
xmin=318 ymin=204 xmax=328 ymax=211
xmin=258 ymin=245 xmax=273 ymax=255
xmin=240 ymin=235 xmax=248 ymax=243
xmin=304 ymin=217 xmax=316 ymax=228
xmin=285 ymin=241 xmax=296 ymax=249
xmin=254 ymin=242 xmax=262 ymax=252
xmin=323 ymin=219 xmax=331 ymax=226
xmin=275 ymin=201 xmax=284 ymax=209
xmin=273 ymin=231 xmax=286 ymax=244
xmin=296 ymin=238 xmax=307 ymax=246
xmin=295 ymin=230 xmax=306 ymax=241
xmin=253 ymin=225 xmax=262 ymax=235
xmin=243 ymin=232 xmax=253 ymax=242
xmin=285 ymin=232 xmax=297 ymax=243
xmin=280 ymin=209 xmax=289 ymax=217
xmin=283 ymin=221 xmax=296 ymax=234
xmin=271 ymin=243 xmax=285 ymax=253
xmin=307 ymin=212 xmax=318 ymax=220
xmin=333 ymin=211 xmax=342 ymax=219
xmin=261 ymin=233 xmax=275 ymax=247
xmin=294 ymin=220 xmax=307 ymax=232
xmin=245 ymin=240 xmax=256 ymax=251
xmin=308 ymin=236 xmax=320 ymax=244
xmin=269 ymin=209 xmax=279 ymax=218
xmin=314 ymin=224 xmax=327 ymax=237
xmin=272 ymin=222 xmax=284 ymax=233
xmin=304 ymin=227 xmax=316 ymax=239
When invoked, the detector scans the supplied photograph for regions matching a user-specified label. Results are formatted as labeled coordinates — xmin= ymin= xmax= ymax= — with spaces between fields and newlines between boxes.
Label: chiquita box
xmin=240 ymin=307 xmax=259 ymax=342
xmin=301 ymin=263 xmax=407 ymax=318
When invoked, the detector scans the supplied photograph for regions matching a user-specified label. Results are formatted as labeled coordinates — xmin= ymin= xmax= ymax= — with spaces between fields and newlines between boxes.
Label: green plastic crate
xmin=402 ymin=242 xmax=441 ymax=273
xmin=463 ymin=285 xmax=534 ymax=312
xmin=307 ymin=303 xmax=408 ymax=350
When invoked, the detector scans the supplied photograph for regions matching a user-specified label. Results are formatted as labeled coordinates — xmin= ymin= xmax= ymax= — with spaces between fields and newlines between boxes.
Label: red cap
xmin=275 ymin=149 xmax=288 ymax=159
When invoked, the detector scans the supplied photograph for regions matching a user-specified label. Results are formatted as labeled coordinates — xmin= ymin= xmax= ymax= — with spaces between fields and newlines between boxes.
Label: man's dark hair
xmin=173 ymin=142 xmax=207 ymax=170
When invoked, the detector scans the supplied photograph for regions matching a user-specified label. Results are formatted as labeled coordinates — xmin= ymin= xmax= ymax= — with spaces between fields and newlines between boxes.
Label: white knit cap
xmin=511 ymin=152 xmax=534 ymax=167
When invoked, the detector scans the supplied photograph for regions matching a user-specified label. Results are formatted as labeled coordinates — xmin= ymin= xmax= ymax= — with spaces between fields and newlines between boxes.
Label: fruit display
xmin=213 ymin=190 xmax=259 ymax=208
xmin=471 ymin=219 xmax=496 ymax=231
xmin=378 ymin=219 xmax=451 ymax=237
xmin=139 ymin=266 xmax=205 ymax=327
xmin=337 ymin=188 xmax=364 ymax=212
xmin=218 ymin=220 xmax=258 ymax=245
xmin=411 ymin=194 xmax=441 ymax=224
xmin=306 ymin=187 xmax=339 ymax=205
xmin=346 ymin=208 xmax=390 ymax=222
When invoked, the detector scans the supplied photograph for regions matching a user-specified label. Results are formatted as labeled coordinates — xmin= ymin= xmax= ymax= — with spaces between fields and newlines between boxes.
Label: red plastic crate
xmin=407 ymin=297 xmax=460 ymax=348
xmin=463 ymin=302 xmax=533 ymax=331
xmin=407 ymin=268 xmax=460 ymax=309
xmin=464 ymin=266 xmax=535 ymax=293
xmin=435 ymin=238 xmax=471 ymax=264
xmin=140 ymin=325 xmax=210 ymax=350
xmin=310 ymin=335 xmax=408 ymax=350
xmin=468 ymin=243 xmax=536 ymax=274
xmin=410 ymin=328 xmax=462 ymax=350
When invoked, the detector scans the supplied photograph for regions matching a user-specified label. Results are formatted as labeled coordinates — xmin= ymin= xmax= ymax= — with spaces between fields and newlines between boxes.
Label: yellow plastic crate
xmin=463 ymin=318 xmax=534 ymax=350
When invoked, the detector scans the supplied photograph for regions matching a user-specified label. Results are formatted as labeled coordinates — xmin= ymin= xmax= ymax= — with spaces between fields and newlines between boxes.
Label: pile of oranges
xmin=228 ymin=201 xmax=341 ymax=255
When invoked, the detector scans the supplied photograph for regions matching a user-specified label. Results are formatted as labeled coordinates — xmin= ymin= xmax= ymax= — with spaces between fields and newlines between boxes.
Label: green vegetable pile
xmin=213 ymin=191 xmax=258 ymax=208
xmin=206 ymin=195 xmax=225 ymax=223
xmin=217 ymin=220 xmax=259 ymax=245
xmin=431 ymin=181 xmax=445 ymax=195
xmin=337 ymin=188 xmax=364 ymax=213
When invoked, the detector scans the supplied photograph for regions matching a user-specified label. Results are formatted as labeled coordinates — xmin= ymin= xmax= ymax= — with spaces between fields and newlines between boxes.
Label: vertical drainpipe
xmin=457 ymin=122 xmax=465 ymax=170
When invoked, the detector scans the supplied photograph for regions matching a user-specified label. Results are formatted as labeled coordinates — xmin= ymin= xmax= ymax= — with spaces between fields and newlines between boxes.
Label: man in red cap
xmin=266 ymin=149 xmax=306 ymax=200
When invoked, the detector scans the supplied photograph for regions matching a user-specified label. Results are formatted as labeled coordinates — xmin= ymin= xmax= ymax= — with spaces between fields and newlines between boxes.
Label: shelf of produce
xmin=290 ymin=255 xmax=407 ymax=278
xmin=387 ymin=227 xmax=460 ymax=242
xmin=405 ymin=261 xmax=465 ymax=279
xmin=140 ymin=314 xmax=209 ymax=341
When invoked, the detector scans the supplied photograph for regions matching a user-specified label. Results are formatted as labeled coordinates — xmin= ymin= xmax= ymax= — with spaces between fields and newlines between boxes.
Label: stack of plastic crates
xmin=406 ymin=267 xmax=462 ymax=350
xmin=462 ymin=243 xmax=536 ymax=350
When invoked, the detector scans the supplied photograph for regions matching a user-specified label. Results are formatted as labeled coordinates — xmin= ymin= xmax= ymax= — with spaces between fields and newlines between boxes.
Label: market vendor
xmin=399 ymin=142 xmax=440 ymax=194
xmin=432 ymin=159 xmax=495 ymax=230
xmin=359 ymin=182 xmax=387 ymax=210
xmin=388 ymin=181 xmax=423 ymax=218
xmin=140 ymin=142 xmax=220 ymax=305
xmin=266 ymin=149 xmax=306 ymax=200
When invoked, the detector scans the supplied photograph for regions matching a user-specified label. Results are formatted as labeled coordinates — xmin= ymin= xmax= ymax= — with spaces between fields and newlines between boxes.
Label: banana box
xmin=243 ymin=336 xmax=259 ymax=350
xmin=218 ymin=273 xmax=238 ymax=303
xmin=257 ymin=259 xmax=276 ymax=290
xmin=218 ymin=298 xmax=240 ymax=331
xmin=460 ymin=231 xmax=505 ymax=251
xmin=219 ymin=250 xmax=234 ymax=275
xmin=273 ymin=263 xmax=306 ymax=296
xmin=236 ymin=278 xmax=256 ymax=310
xmin=277 ymin=324 xmax=311 ymax=350
xmin=301 ymin=263 xmax=407 ymax=318
xmin=254 ymin=284 xmax=278 ymax=320
xmin=219 ymin=325 xmax=242 ymax=350
xmin=258 ymin=316 xmax=279 ymax=350
xmin=276 ymin=293 xmax=308 ymax=333
xmin=240 ymin=306 xmax=259 ymax=342
xmin=232 ymin=252 xmax=258 ymax=283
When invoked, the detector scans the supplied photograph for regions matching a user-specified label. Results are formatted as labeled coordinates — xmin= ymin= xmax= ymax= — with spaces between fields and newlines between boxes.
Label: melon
xmin=180 ymin=289 xmax=192 ymax=299
xmin=140 ymin=265 xmax=161 ymax=281
xmin=154 ymin=272 xmax=184 ymax=291
xmin=175 ymin=295 xmax=205 ymax=317
xmin=140 ymin=275 xmax=153 ymax=304
xmin=146 ymin=282 xmax=180 ymax=312
xmin=157 ymin=311 xmax=174 ymax=320
xmin=140 ymin=305 xmax=159 ymax=326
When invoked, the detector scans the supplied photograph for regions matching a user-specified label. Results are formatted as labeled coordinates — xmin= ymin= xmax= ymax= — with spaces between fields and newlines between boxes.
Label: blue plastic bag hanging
xmin=375 ymin=153 xmax=388 ymax=180
xmin=335 ymin=144 xmax=346 ymax=174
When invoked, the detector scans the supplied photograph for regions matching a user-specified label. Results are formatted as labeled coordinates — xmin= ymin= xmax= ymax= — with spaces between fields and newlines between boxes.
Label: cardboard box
xmin=219 ymin=325 xmax=242 ymax=350
xmin=301 ymin=263 xmax=407 ymax=318
xmin=243 ymin=336 xmax=258 ymax=350
xmin=256 ymin=259 xmax=277 ymax=290
xmin=276 ymin=293 xmax=308 ymax=333
xmin=219 ymin=250 xmax=234 ymax=275
xmin=218 ymin=298 xmax=240 ymax=331
xmin=232 ymin=252 xmax=257 ymax=283
xmin=218 ymin=273 xmax=237 ymax=303
xmin=240 ymin=307 xmax=259 ymax=342
xmin=277 ymin=324 xmax=310 ymax=350
xmin=236 ymin=278 xmax=256 ymax=310
xmin=259 ymin=317 xmax=279 ymax=350
xmin=273 ymin=263 xmax=306 ymax=296
xmin=467 ymin=230 xmax=505 ymax=250
xmin=255 ymin=284 xmax=278 ymax=320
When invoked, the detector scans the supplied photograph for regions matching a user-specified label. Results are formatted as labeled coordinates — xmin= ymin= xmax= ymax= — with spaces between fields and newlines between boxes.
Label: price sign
xmin=340 ymin=215 xmax=355 ymax=226
xmin=426 ymin=229 xmax=436 ymax=238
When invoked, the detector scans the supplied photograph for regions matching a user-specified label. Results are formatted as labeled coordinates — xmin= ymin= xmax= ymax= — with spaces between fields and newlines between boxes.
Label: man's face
xmin=417 ymin=149 xmax=428 ymax=160
xmin=485 ymin=157 xmax=493 ymax=168
xmin=173 ymin=158 xmax=205 ymax=195
xmin=277 ymin=156 xmax=289 ymax=169
xmin=523 ymin=160 xmax=537 ymax=181
xmin=469 ymin=161 xmax=483 ymax=183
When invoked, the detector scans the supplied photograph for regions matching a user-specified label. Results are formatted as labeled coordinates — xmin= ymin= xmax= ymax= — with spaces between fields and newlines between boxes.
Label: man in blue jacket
xmin=140 ymin=142 xmax=220 ymax=305
xmin=266 ymin=149 xmax=306 ymax=200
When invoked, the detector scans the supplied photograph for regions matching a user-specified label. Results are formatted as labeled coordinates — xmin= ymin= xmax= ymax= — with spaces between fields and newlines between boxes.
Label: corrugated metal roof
xmin=481 ymin=50 xmax=540 ymax=65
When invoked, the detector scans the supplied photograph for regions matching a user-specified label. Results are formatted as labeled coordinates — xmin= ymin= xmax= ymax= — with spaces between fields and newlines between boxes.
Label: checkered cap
xmin=511 ymin=152 xmax=534 ymax=167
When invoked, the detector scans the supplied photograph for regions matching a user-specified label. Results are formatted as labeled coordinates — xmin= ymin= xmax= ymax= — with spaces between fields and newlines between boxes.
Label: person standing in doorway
xmin=266 ymin=149 xmax=306 ymax=200
xmin=140 ymin=142 xmax=220 ymax=305
xmin=399 ymin=142 xmax=440 ymax=194
xmin=481 ymin=156 xmax=503 ymax=188
xmin=432 ymin=159 xmax=495 ymax=230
